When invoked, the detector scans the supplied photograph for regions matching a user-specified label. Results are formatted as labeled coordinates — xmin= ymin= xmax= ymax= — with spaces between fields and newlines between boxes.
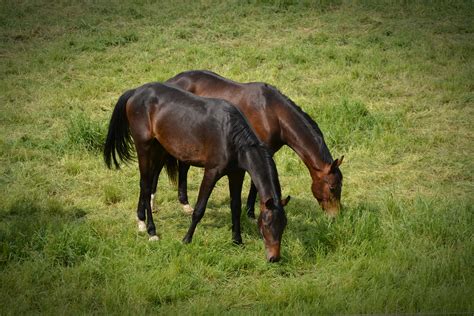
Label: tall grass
xmin=67 ymin=111 xmax=106 ymax=152
xmin=0 ymin=0 xmax=473 ymax=314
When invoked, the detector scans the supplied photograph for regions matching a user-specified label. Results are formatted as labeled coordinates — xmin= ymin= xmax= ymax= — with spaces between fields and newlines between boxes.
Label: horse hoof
xmin=233 ymin=239 xmax=243 ymax=245
xmin=149 ymin=235 xmax=160 ymax=241
xmin=247 ymin=216 xmax=257 ymax=224
xmin=246 ymin=211 xmax=256 ymax=219
xmin=137 ymin=220 xmax=147 ymax=232
xmin=182 ymin=204 xmax=194 ymax=215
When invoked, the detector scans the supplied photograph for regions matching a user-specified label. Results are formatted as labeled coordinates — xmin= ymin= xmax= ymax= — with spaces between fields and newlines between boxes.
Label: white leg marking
xmin=137 ymin=218 xmax=147 ymax=232
xmin=150 ymin=194 xmax=155 ymax=210
xmin=149 ymin=235 xmax=160 ymax=241
xmin=182 ymin=204 xmax=194 ymax=215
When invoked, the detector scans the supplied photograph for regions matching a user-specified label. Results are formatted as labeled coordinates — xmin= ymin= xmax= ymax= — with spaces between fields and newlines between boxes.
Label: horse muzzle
xmin=321 ymin=200 xmax=341 ymax=218
xmin=265 ymin=244 xmax=281 ymax=263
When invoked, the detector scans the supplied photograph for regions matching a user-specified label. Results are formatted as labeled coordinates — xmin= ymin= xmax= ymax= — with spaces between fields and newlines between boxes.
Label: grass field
xmin=1 ymin=0 xmax=473 ymax=314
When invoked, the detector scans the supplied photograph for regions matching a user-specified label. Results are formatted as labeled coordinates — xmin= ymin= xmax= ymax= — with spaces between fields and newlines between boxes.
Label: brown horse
xmin=166 ymin=70 xmax=343 ymax=217
xmin=104 ymin=82 xmax=288 ymax=262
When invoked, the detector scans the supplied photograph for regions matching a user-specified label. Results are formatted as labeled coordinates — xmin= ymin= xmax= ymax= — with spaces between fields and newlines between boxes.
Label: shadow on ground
xmin=0 ymin=197 xmax=94 ymax=267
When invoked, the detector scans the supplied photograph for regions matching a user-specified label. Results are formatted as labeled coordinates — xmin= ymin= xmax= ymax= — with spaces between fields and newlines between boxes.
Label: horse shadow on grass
xmin=151 ymin=192 xmax=381 ymax=263
xmin=0 ymin=197 xmax=93 ymax=268
xmin=164 ymin=197 xmax=234 ymax=232
xmin=163 ymin=195 xmax=331 ymax=253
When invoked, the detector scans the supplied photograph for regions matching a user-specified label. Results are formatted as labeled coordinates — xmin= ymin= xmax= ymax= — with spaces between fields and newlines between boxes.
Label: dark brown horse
xmin=104 ymin=82 xmax=287 ymax=262
xmin=166 ymin=70 xmax=343 ymax=218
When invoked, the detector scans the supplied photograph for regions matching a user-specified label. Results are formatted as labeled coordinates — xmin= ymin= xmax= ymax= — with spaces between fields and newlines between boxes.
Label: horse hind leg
xmin=139 ymin=155 xmax=161 ymax=233
xmin=150 ymin=164 xmax=160 ymax=214
xmin=178 ymin=161 xmax=193 ymax=215
xmin=135 ymin=140 xmax=165 ymax=240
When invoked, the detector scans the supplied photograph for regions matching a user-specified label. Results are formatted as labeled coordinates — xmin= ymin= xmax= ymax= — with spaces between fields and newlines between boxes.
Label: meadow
xmin=0 ymin=0 xmax=473 ymax=314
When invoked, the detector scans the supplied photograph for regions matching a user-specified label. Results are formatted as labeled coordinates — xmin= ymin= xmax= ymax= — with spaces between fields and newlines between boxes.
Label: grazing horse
xmin=104 ymin=82 xmax=287 ymax=262
xmin=166 ymin=70 xmax=344 ymax=218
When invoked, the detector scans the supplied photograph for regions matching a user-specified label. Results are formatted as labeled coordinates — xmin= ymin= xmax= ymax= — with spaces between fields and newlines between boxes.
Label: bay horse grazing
xmin=166 ymin=70 xmax=344 ymax=218
xmin=103 ymin=82 xmax=287 ymax=262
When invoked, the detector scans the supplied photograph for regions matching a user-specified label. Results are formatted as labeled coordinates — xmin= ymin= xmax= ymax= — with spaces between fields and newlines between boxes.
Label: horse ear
xmin=281 ymin=195 xmax=291 ymax=206
xmin=331 ymin=156 xmax=344 ymax=172
xmin=338 ymin=155 xmax=344 ymax=166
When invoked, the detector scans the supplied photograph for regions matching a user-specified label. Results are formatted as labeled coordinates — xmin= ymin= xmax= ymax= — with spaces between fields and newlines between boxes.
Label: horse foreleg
xmin=228 ymin=170 xmax=245 ymax=244
xmin=245 ymin=181 xmax=258 ymax=219
xmin=182 ymin=168 xmax=220 ymax=244
xmin=178 ymin=162 xmax=193 ymax=214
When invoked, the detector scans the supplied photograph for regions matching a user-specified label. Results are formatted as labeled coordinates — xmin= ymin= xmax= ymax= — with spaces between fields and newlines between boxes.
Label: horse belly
xmin=153 ymin=123 xmax=219 ymax=168
xmin=167 ymin=144 xmax=207 ymax=167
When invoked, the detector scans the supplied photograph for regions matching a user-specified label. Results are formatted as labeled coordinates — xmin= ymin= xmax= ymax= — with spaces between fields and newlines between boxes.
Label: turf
xmin=0 ymin=0 xmax=473 ymax=314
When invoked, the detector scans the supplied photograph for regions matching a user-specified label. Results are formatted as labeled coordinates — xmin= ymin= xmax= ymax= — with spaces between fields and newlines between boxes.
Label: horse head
xmin=258 ymin=197 xmax=288 ymax=262
xmin=311 ymin=156 xmax=344 ymax=217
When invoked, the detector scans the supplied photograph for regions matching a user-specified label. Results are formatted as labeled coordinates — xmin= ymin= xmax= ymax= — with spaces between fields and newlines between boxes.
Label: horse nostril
xmin=268 ymin=256 xmax=280 ymax=263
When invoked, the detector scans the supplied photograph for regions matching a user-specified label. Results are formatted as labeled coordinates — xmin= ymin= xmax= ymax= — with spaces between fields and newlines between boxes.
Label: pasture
xmin=0 ymin=0 xmax=473 ymax=314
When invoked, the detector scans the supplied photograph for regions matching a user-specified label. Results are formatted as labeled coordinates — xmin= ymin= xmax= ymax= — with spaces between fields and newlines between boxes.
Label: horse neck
xmin=277 ymin=100 xmax=333 ymax=177
xmin=238 ymin=146 xmax=281 ymax=202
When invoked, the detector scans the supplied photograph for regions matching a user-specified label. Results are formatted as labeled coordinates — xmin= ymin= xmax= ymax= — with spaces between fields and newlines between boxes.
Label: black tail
xmin=103 ymin=89 xmax=136 ymax=169
xmin=165 ymin=155 xmax=178 ymax=185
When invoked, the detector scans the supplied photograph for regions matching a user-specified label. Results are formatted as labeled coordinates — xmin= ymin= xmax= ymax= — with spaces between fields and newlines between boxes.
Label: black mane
xmin=224 ymin=105 xmax=282 ymax=197
xmin=223 ymin=105 xmax=260 ymax=150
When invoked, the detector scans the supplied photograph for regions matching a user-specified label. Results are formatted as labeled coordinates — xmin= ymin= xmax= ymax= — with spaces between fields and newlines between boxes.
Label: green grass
xmin=1 ymin=0 xmax=473 ymax=314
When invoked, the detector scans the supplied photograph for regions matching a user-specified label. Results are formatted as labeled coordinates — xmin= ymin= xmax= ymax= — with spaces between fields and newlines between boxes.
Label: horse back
xmin=167 ymin=71 xmax=284 ymax=151
xmin=126 ymin=83 xmax=237 ymax=168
